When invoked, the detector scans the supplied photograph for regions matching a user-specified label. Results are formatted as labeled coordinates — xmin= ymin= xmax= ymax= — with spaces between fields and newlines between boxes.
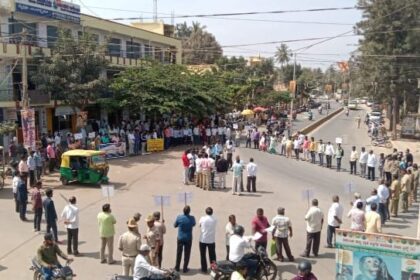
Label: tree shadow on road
xmin=0 ymin=265 xmax=7 ymax=272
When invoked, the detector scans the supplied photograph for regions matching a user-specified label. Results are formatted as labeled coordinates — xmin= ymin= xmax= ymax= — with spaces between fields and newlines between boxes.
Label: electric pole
xmin=21 ymin=28 xmax=28 ymax=109
xmin=290 ymin=53 xmax=296 ymax=120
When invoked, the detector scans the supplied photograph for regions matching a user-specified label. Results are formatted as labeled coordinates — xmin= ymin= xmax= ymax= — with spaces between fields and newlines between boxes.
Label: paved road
xmin=0 ymin=107 xmax=417 ymax=280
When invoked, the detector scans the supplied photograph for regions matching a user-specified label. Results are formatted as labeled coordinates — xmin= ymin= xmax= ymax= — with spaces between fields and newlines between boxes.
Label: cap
xmin=44 ymin=233 xmax=54 ymax=241
xmin=140 ymin=244 xmax=151 ymax=252
xmin=127 ymin=218 xmax=138 ymax=228
xmin=145 ymin=214 xmax=154 ymax=223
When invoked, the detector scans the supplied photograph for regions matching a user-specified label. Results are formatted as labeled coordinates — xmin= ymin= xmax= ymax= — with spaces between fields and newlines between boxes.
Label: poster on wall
xmin=335 ymin=229 xmax=420 ymax=280
xmin=99 ymin=142 xmax=126 ymax=159
xmin=21 ymin=109 xmax=36 ymax=150
xmin=76 ymin=111 xmax=88 ymax=128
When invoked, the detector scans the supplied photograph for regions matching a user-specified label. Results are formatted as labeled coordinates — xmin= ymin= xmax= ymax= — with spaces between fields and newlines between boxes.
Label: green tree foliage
xmin=175 ymin=21 xmax=223 ymax=65
xmin=275 ymin=43 xmax=291 ymax=67
xmin=31 ymin=30 xmax=108 ymax=111
xmin=355 ymin=0 xmax=420 ymax=112
xmin=110 ymin=62 xmax=230 ymax=118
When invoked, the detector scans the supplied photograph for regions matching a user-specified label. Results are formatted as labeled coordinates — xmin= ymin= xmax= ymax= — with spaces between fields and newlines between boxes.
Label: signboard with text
xmin=21 ymin=108 xmax=36 ymax=150
xmin=335 ymin=229 xmax=420 ymax=280
xmin=15 ymin=0 xmax=81 ymax=23
xmin=99 ymin=142 xmax=127 ymax=159
xmin=147 ymin=139 xmax=164 ymax=152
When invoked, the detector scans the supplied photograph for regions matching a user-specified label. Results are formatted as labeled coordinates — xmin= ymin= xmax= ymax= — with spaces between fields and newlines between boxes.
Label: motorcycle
xmin=371 ymin=137 xmax=392 ymax=149
xmin=210 ymin=247 xmax=277 ymax=280
xmin=111 ymin=270 xmax=180 ymax=280
xmin=31 ymin=259 xmax=75 ymax=280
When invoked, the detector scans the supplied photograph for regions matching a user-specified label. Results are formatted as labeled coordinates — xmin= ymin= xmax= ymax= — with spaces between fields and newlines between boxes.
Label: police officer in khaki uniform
xmin=145 ymin=214 xmax=161 ymax=266
xmin=118 ymin=218 xmax=142 ymax=276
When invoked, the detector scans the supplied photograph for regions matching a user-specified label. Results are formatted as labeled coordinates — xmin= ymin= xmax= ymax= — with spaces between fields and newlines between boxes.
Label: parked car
xmin=348 ymin=100 xmax=358 ymax=110
xmin=367 ymin=100 xmax=374 ymax=107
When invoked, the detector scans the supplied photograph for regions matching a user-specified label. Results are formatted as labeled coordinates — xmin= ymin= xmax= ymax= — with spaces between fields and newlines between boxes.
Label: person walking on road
xmin=324 ymin=142 xmax=335 ymax=169
xmin=359 ymin=147 xmax=368 ymax=178
xmin=118 ymin=218 xmax=141 ymax=276
xmin=43 ymin=188 xmax=59 ymax=242
xmin=349 ymin=146 xmax=358 ymax=175
xmin=31 ymin=181 xmax=43 ymax=232
xmin=97 ymin=203 xmax=117 ymax=264
xmin=347 ymin=202 xmax=365 ymax=232
xmin=153 ymin=211 xmax=166 ymax=268
xmin=271 ymin=207 xmax=294 ymax=262
xmin=326 ymin=195 xmax=343 ymax=248
xmin=246 ymin=158 xmax=257 ymax=192
xmin=335 ymin=144 xmax=344 ymax=171
xmin=367 ymin=150 xmax=377 ymax=181
xmin=61 ymin=196 xmax=80 ymax=255
xmin=174 ymin=205 xmax=196 ymax=273
xmin=251 ymin=208 xmax=270 ymax=251
xmin=225 ymin=214 xmax=236 ymax=261
xmin=302 ymin=199 xmax=324 ymax=258
xmin=365 ymin=203 xmax=382 ymax=233
xmin=389 ymin=174 xmax=401 ymax=217
xmin=198 ymin=207 xmax=217 ymax=273
xmin=317 ymin=140 xmax=325 ymax=167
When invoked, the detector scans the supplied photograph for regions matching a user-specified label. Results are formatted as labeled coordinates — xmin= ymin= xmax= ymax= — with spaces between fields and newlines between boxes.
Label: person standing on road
xmin=317 ymin=140 xmax=325 ymax=167
xmin=335 ymin=144 xmax=344 ymax=172
xmin=271 ymin=207 xmax=294 ymax=262
xmin=324 ymin=142 xmax=335 ymax=169
xmin=34 ymin=149 xmax=43 ymax=181
xmin=174 ymin=205 xmax=196 ymax=273
xmin=349 ymin=146 xmax=358 ymax=175
xmin=302 ymin=199 xmax=324 ymax=258
xmin=412 ymin=164 xmax=419 ymax=203
xmin=359 ymin=147 xmax=368 ymax=178
xmin=251 ymin=208 xmax=270 ymax=251
xmin=18 ymin=155 xmax=29 ymax=188
xmin=12 ymin=172 xmax=22 ymax=213
xmin=378 ymin=153 xmax=385 ymax=180
xmin=383 ymin=155 xmax=393 ymax=183
xmin=231 ymin=156 xmax=243 ymax=195
xmin=118 ymin=218 xmax=141 ymax=276
xmin=46 ymin=142 xmax=56 ymax=173
xmin=367 ymin=150 xmax=377 ymax=181
xmin=27 ymin=151 xmax=36 ymax=187
xmin=145 ymin=214 xmax=161 ymax=266
xmin=309 ymin=137 xmax=317 ymax=164
xmin=198 ymin=207 xmax=217 ymax=273
xmin=225 ymin=215 xmax=236 ymax=261
xmin=286 ymin=137 xmax=293 ymax=158
xmin=16 ymin=173 xmax=28 ymax=221
xmin=246 ymin=158 xmax=257 ymax=192
xmin=389 ymin=174 xmax=401 ymax=217
xmin=153 ymin=212 xmax=166 ymax=268
xmin=365 ymin=203 xmax=382 ymax=233
xmin=400 ymin=169 xmax=411 ymax=213
xmin=293 ymin=137 xmax=300 ymax=161
xmin=326 ymin=195 xmax=343 ymax=248
xmin=43 ymin=188 xmax=59 ymax=242
xmin=225 ymin=140 xmax=234 ymax=169
xmin=377 ymin=180 xmax=389 ymax=225
xmin=182 ymin=150 xmax=190 ymax=185
xmin=31 ymin=181 xmax=43 ymax=232
xmin=61 ymin=196 xmax=80 ymax=256
xmin=97 ymin=203 xmax=116 ymax=264
xmin=405 ymin=149 xmax=414 ymax=166
xmin=216 ymin=154 xmax=228 ymax=189
xmin=347 ymin=202 xmax=365 ymax=232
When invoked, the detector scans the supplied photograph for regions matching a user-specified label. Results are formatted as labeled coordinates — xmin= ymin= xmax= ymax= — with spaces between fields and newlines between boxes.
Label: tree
xmin=175 ymin=21 xmax=223 ymax=65
xmin=275 ymin=43 xmax=291 ymax=67
xmin=31 ymin=30 xmax=108 ymax=112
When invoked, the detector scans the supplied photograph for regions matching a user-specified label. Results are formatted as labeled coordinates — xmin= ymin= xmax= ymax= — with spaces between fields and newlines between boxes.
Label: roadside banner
xmin=147 ymin=138 xmax=164 ymax=152
xmin=99 ymin=142 xmax=127 ymax=159
xmin=21 ymin=108 xmax=36 ymax=150
xmin=335 ymin=229 xmax=420 ymax=280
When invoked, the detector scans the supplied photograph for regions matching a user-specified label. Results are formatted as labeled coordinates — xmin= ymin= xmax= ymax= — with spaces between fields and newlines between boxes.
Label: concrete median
xmin=300 ymin=107 xmax=344 ymax=135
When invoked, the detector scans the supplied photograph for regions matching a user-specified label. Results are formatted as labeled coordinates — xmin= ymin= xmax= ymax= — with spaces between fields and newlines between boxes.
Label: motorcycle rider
xmin=228 ymin=225 xmax=257 ymax=277
xmin=133 ymin=244 xmax=171 ymax=280
xmin=37 ymin=233 xmax=73 ymax=280
xmin=292 ymin=261 xmax=318 ymax=280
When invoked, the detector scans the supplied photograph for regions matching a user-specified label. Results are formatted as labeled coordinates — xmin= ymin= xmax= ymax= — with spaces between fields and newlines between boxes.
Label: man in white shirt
xmin=133 ymin=244 xmax=168 ymax=280
xmin=377 ymin=180 xmax=389 ymax=225
xmin=229 ymin=225 xmax=256 ymax=277
xmin=128 ymin=130 xmax=135 ymax=155
xmin=302 ymin=199 xmax=324 ymax=257
xmin=349 ymin=146 xmax=359 ymax=175
xmin=61 ymin=196 xmax=80 ymax=255
xmin=271 ymin=207 xmax=294 ymax=262
xmin=198 ymin=207 xmax=217 ymax=273
xmin=326 ymin=195 xmax=343 ymax=248
xmin=359 ymin=147 xmax=368 ymax=178
xmin=324 ymin=141 xmax=335 ymax=169
xmin=293 ymin=137 xmax=301 ymax=160
xmin=12 ymin=172 xmax=22 ymax=213
xmin=246 ymin=158 xmax=258 ymax=192
xmin=367 ymin=150 xmax=377 ymax=181
xmin=317 ymin=140 xmax=325 ymax=166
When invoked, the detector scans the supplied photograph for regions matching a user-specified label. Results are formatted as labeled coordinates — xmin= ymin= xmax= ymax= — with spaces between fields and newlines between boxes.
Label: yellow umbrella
xmin=241 ymin=109 xmax=255 ymax=116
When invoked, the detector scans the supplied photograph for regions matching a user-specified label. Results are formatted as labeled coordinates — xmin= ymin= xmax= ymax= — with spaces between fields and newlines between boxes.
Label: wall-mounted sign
xmin=15 ymin=0 xmax=81 ymax=23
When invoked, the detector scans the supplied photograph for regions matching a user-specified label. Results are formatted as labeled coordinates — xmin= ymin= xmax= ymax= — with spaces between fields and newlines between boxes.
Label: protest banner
xmin=335 ymin=229 xmax=420 ymax=280
xmin=21 ymin=109 xmax=36 ymax=150
xmin=147 ymin=138 xmax=164 ymax=152
xmin=101 ymin=185 xmax=115 ymax=201
xmin=301 ymin=189 xmax=315 ymax=209
xmin=153 ymin=195 xmax=171 ymax=220
xmin=88 ymin=132 xmax=96 ymax=139
xmin=74 ymin=133 xmax=83 ymax=140
xmin=177 ymin=192 xmax=193 ymax=206
xmin=99 ymin=142 xmax=127 ymax=159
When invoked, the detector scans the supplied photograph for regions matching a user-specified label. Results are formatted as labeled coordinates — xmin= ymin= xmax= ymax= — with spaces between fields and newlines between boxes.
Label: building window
xmin=154 ymin=47 xmax=162 ymax=61
xmin=47 ymin=26 xmax=58 ymax=49
xmin=78 ymin=31 xmax=99 ymax=44
xmin=8 ymin=18 xmax=37 ymax=45
xmin=108 ymin=38 xmax=121 ymax=57
xmin=126 ymin=41 xmax=140 ymax=59
xmin=144 ymin=44 xmax=152 ymax=59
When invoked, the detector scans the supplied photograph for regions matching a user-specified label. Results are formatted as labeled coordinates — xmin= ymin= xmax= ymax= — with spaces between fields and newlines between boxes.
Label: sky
xmin=76 ymin=0 xmax=362 ymax=69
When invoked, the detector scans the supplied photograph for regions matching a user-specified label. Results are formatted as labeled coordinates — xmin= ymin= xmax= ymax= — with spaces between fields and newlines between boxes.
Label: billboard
xmin=335 ymin=229 xmax=420 ymax=280
xmin=15 ymin=0 xmax=80 ymax=23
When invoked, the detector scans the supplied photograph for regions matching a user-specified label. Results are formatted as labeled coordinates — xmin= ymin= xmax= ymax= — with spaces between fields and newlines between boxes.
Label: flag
xmin=337 ymin=61 xmax=349 ymax=72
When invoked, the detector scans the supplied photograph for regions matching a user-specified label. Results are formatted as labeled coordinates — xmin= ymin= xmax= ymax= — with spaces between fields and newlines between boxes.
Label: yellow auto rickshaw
xmin=60 ymin=150 xmax=109 ymax=185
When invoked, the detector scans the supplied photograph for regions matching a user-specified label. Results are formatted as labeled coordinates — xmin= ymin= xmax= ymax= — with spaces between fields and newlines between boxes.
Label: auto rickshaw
xmin=60 ymin=150 xmax=109 ymax=185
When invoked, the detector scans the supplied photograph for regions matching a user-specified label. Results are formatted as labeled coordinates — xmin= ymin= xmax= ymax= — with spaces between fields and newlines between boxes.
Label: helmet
xmin=233 ymin=225 xmax=244 ymax=236
xmin=298 ymin=261 xmax=312 ymax=274
xmin=44 ymin=233 xmax=54 ymax=241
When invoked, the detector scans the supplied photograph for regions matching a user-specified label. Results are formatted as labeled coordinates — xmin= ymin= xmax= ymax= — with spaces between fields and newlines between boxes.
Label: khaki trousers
xmin=196 ymin=171 xmax=202 ymax=188
xmin=389 ymin=198 xmax=399 ymax=216
xmin=100 ymin=236 xmax=114 ymax=263
xmin=149 ymin=248 xmax=159 ymax=266
xmin=400 ymin=192 xmax=408 ymax=212
xmin=202 ymin=171 xmax=210 ymax=190
xmin=121 ymin=255 xmax=136 ymax=276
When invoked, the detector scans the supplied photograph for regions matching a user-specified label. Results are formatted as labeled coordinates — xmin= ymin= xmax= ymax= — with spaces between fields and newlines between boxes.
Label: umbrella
xmin=253 ymin=106 xmax=267 ymax=113
xmin=241 ymin=109 xmax=255 ymax=116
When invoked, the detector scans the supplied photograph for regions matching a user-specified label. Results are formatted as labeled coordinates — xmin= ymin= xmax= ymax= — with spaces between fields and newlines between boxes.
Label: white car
xmin=366 ymin=100 xmax=374 ymax=107
xmin=348 ymin=101 xmax=358 ymax=110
